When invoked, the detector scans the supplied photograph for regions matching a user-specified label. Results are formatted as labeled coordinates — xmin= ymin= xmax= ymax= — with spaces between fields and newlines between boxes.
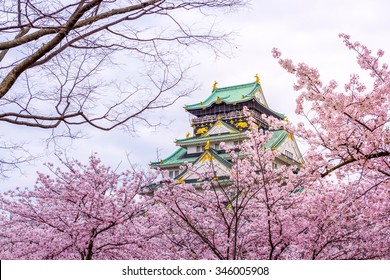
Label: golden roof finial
xmin=255 ymin=73 xmax=260 ymax=84
xmin=205 ymin=140 xmax=210 ymax=150
xmin=186 ymin=132 xmax=190 ymax=138
xmin=212 ymin=81 xmax=218 ymax=91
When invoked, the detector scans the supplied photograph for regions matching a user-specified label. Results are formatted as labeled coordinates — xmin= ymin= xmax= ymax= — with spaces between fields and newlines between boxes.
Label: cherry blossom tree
xmin=0 ymin=0 xmax=247 ymax=177
xmin=149 ymin=113 xmax=388 ymax=259
xmin=0 ymin=155 xmax=157 ymax=259
xmin=288 ymin=181 xmax=389 ymax=259
xmin=272 ymin=33 xmax=389 ymax=181
xmin=148 ymin=34 xmax=389 ymax=259
xmin=0 ymin=34 xmax=388 ymax=260
xmin=149 ymin=127 xmax=303 ymax=260
xmin=269 ymin=34 xmax=389 ymax=258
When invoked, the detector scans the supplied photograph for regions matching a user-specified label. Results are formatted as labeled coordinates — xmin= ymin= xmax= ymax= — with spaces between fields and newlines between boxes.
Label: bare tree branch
xmin=0 ymin=0 xmax=246 ymax=176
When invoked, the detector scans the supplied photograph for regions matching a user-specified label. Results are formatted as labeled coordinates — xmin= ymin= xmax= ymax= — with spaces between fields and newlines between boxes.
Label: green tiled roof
xmin=272 ymin=111 xmax=286 ymax=118
xmin=264 ymin=130 xmax=288 ymax=149
xmin=150 ymin=147 xmax=197 ymax=167
xmin=185 ymin=82 xmax=263 ymax=110
xmin=152 ymin=130 xmax=289 ymax=169
xmin=204 ymin=149 xmax=233 ymax=169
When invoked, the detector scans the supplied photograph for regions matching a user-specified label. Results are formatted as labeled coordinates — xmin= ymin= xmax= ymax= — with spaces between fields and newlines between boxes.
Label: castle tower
xmin=150 ymin=76 xmax=303 ymax=184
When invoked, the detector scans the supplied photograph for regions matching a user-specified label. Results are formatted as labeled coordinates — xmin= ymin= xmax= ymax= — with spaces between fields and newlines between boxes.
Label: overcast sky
xmin=2 ymin=0 xmax=390 ymax=189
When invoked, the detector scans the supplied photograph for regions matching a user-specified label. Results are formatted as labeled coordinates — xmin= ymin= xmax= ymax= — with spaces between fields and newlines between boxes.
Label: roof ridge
xmin=185 ymin=82 xmax=260 ymax=110
xmin=150 ymin=147 xmax=186 ymax=166
xmin=265 ymin=130 xmax=288 ymax=149
xmin=195 ymin=149 xmax=232 ymax=168
xmin=213 ymin=82 xmax=258 ymax=92
xmin=209 ymin=149 xmax=233 ymax=168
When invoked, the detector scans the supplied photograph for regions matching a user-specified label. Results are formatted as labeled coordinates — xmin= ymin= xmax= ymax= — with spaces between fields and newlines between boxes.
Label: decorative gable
xmin=255 ymin=88 xmax=269 ymax=108
xmin=278 ymin=134 xmax=304 ymax=164
xmin=178 ymin=151 xmax=231 ymax=182
xmin=204 ymin=120 xmax=239 ymax=136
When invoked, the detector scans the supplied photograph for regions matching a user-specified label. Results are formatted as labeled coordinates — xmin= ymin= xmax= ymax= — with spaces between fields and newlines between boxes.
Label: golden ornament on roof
xmin=196 ymin=127 xmax=208 ymax=135
xmin=212 ymin=81 xmax=218 ymax=91
xmin=205 ymin=140 xmax=210 ymax=150
xmin=235 ymin=121 xmax=248 ymax=129
xmin=255 ymin=73 xmax=260 ymax=84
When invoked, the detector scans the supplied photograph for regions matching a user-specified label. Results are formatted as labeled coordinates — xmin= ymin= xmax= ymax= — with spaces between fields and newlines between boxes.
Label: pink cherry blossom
xmin=0 ymin=155 xmax=157 ymax=259
xmin=0 ymin=34 xmax=388 ymax=259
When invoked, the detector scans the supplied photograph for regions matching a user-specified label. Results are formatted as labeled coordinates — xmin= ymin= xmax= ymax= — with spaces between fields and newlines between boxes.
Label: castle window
xmin=285 ymin=150 xmax=293 ymax=159
xmin=214 ymin=143 xmax=219 ymax=150
xmin=196 ymin=145 xmax=202 ymax=152
xmin=169 ymin=170 xmax=180 ymax=178
xmin=272 ymin=163 xmax=278 ymax=169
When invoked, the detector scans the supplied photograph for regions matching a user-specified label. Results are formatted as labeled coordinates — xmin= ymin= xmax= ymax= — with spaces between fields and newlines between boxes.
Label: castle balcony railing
xmin=280 ymin=152 xmax=301 ymax=165
xmin=191 ymin=110 xmax=264 ymax=125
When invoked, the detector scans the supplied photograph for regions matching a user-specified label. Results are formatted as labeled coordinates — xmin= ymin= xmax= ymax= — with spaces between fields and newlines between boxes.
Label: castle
xmin=150 ymin=75 xmax=303 ymax=184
